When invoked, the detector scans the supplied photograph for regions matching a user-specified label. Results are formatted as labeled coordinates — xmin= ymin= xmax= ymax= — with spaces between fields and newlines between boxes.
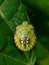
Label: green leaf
xmin=36 ymin=40 xmax=49 ymax=61
xmin=0 ymin=0 xmax=49 ymax=65
xmin=0 ymin=0 xmax=4 ymax=6
xmin=0 ymin=16 xmax=36 ymax=65
xmin=0 ymin=0 xmax=36 ymax=65
xmin=0 ymin=0 xmax=29 ymax=32
xmin=22 ymin=0 xmax=49 ymax=16
xmin=39 ymin=56 xmax=49 ymax=65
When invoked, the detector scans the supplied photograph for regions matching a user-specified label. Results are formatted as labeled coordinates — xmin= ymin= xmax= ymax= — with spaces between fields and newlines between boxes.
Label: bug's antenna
xmin=14 ymin=20 xmax=18 ymax=26
xmin=12 ymin=19 xmax=18 ymax=26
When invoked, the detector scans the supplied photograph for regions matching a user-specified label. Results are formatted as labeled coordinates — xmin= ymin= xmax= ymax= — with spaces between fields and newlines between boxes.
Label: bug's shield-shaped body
xmin=14 ymin=21 xmax=36 ymax=51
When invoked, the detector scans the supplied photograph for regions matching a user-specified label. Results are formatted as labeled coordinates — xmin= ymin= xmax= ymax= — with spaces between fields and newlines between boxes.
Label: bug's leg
xmin=34 ymin=34 xmax=36 ymax=44
xmin=14 ymin=21 xmax=18 ymax=26
xmin=12 ymin=19 xmax=18 ymax=26
xmin=14 ymin=32 xmax=16 ymax=42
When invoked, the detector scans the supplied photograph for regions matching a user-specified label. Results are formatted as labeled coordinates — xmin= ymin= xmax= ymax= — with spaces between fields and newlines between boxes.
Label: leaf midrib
xmin=0 ymin=0 xmax=35 ymax=64
xmin=0 ymin=53 xmax=27 ymax=65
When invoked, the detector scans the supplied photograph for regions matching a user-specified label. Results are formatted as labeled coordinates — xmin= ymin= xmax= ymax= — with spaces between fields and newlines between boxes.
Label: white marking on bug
xmin=22 ymin=44 xmax=23 ymax=47
xmin=21 ymin=35 xmax=24 ymax=40
xmin=27 ymin=41 xmax=28 ymax=43
xmin=21 ymin=40 xmax=23 ymax=43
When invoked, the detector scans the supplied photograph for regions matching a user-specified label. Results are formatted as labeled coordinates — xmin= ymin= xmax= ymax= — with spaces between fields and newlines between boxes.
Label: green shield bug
xmin=14 ymin=21 xmax=36 ymax=51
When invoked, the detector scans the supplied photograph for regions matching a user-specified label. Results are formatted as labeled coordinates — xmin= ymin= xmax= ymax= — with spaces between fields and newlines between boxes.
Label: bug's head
xmin=14 ymin=21 xmax=36 ymax=51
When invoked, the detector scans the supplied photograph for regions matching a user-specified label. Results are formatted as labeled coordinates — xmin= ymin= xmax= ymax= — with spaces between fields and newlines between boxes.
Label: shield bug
xmin=14 ymin=21 xmax=36 ymax=51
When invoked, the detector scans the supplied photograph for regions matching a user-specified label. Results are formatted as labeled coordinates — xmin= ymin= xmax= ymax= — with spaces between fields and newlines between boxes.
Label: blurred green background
xmin=0 ymin=0 xmax=49 ymax=65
